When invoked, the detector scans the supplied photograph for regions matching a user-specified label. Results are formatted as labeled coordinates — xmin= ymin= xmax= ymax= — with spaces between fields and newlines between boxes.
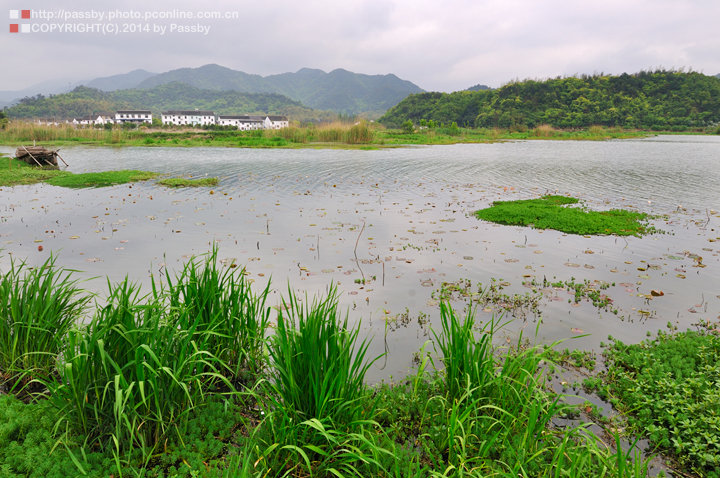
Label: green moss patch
xmin=475 ymin=195 xmax=654 ymax=236
xmin=0 ymin=157 xmax=66 ymax=186
xmin=157 ymin=177 xmax=219 ymax=188
xmin=45 ymin=170 xmax=158 ymax=188
xmin=0 ymin=157 xmax=157 ymax=188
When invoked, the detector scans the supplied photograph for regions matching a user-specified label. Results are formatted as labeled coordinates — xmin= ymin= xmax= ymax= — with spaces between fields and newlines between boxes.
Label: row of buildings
xmin=60 ymin=110 xmax=289 ymax=130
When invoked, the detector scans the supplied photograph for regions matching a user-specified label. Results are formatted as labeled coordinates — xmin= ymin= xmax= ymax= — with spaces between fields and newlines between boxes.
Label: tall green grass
xmin=157 ymin=247 xmax=271 ymax=383
xmin=432 ymin=302 xmax=495 ymax=400
xmin=372 ymin=302 xmax=653 ymax=476
xmin=48 ymin=279 xmax=228 ymax=463
xmin=0 ymin=256 xmax=89 ymax=391
xmin=267 ymin=286 xmax=375 ymax=424
xmin=256 ymin=287 xmax=385 ymax=476
xmin=0 ymin=250 xmax=658 ymax=477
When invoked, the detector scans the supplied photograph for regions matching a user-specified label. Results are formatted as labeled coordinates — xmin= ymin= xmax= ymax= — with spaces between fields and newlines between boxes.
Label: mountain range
xmin=1 ymin=64 xmax=424 ymax=116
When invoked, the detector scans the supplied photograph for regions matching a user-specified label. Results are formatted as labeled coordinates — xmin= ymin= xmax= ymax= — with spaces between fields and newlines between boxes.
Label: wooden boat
xmin=14 ymin=146 xmax=63 ymax=167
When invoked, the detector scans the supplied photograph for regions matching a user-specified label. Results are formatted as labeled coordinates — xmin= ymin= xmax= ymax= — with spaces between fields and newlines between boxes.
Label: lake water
xmin=1 ymin=136 xmax=719 ymax=381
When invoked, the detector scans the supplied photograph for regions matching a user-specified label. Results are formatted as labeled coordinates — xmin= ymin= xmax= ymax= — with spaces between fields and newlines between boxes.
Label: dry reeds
xmin=532 ymin=124 xmax=560 ymax=137
xmin=0 ymin=121 xmax=144 ymax=143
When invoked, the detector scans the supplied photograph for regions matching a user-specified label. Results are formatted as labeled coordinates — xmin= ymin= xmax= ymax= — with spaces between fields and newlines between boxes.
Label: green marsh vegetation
xmin=156 ymin=177 xmax=219 ymax=187
xmin=0 ymin=248 xmax=664 ymax=477
xmin=0 ymin=156 xmax=158 ymax=188
xmin=0 ymin=155 xmax=218 ymax=189
xmin=475 ymin=195 xmax=656 ymax=236
xmin=598 ymin=329 xmax=720 ymax=476
xmin=0 ymin=120 xmax=379 ymax=149
xmin=0 ymin=119 xmax=653 ymax=152
xmin=0 ymin=255 xmax=89 ymax=393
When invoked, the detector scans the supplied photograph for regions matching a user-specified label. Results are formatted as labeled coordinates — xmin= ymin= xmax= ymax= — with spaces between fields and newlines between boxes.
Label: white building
xmin=266 ymin=115 xmax=289 ymax=129
xmin=94 ymin=114 xmax=114 ymax=126
xmin=72 ymin=115 xmax=95 ymax=126
xmin=217 ymin=115 xmax=289 ymax=130
xmin=115 ymin=110 xmax=152 ymax=124
xmin=217 ymin=115 xmax=264 ymax=130
xmin=35 ymin=118 xmax=61 ymax=126
xmin=161 ymin=110 xmax=216 ymax=126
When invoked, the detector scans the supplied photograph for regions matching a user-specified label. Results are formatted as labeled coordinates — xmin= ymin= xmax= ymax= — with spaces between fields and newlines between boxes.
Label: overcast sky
xmin=3 ymin=0 xmax=720 ymax=93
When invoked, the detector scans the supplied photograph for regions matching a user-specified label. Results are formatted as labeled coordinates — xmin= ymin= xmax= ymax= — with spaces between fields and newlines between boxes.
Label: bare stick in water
xmin=354 ymin=220 xmax=366 ymax=283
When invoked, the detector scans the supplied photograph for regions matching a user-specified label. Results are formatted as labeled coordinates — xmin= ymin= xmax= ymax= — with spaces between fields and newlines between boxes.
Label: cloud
xmin=2 ymin=0 xmax=719 ymax=93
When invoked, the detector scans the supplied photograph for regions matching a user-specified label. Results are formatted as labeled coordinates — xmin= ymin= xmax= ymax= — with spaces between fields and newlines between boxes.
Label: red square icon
xmin=21 ymin=10 xmax=31 ymax=19
xmin=10 ymin=24 xmax=19 ymax=33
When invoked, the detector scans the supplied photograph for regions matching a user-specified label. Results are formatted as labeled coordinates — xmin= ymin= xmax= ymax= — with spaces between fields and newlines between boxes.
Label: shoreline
xmin=0 ymin=121 xmax=680 ymax=151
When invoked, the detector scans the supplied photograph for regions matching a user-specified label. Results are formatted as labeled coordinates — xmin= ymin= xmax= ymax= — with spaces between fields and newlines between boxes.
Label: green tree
xmin=402 ymin=119 xmax=414 ymax=133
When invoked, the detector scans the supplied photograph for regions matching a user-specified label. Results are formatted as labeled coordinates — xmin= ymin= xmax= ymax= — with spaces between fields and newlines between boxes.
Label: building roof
xmin=161 ymin=110 xmax=215 ymax=116
xmin=267 ymin=115 xmax=288 ymax=121
xmin=116 ymin=110 xmax=152 ymax=114
xmin=217 ymin=115 xmax=263 ymax=122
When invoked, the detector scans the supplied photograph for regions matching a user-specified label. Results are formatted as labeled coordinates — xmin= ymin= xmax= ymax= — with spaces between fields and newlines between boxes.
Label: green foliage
xmin=47 ymin=279 xmax=228 ymax=461
xmin=475 ymin=195 xmax=654 ymax=236
xmin=257 ymin=287 xmax=381 ymax=475
xmin=545 ymin=347 xmax=598 ymax=371
xmin=265 ymin=287 xmax=375 ymax=425
xmin=157 ymin=177 xmax=219 ymax=188
xmin=157 ymin=247 xmax=271 ymax=382
xmin=380 ymin=70 xmax=720 ymax=130
xmin=401 ymin=119 xmax=414 ymax=133
xmin=605 ymin=330 xmax=720 ymax=475
xmin=0 ymin=255 xmax=89 ymax=390
xmin=0 ymin=157 xmax=69 ymax=186
xmin=0 ymin=157 xmax=159 ymax=188
xmin=0 ymin=252 xmax=665 ymax=477
xmin=374 ymin=304 xmax=652 ymax=476
xmin=432 ymin=302 xmax=494 ymax=400
xmin=0 ymin=394 xmax=114 ymax=477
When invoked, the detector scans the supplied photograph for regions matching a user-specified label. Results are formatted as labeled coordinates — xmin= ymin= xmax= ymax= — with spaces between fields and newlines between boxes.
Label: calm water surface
xmin=1 ymin=136 xmax=719 ymax=381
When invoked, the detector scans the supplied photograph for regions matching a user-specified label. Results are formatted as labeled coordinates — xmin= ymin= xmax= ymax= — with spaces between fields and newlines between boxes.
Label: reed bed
xmin=1 ymin=120 xmax=651 ymax=151
xmin=273 ymin=121 xmax=374 ymax=144
xmin=0 ymin=120 xmax=145 ymax=143
xmin=0 ymin=251 xmax=654 ymax=477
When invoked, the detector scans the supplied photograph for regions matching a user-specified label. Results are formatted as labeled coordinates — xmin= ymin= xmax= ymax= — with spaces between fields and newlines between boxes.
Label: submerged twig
xmin=354 ymin=220 xmax=366 ymax=283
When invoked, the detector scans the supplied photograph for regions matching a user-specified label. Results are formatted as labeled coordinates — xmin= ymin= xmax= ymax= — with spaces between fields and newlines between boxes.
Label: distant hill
xmin=466 ymin=84 xmax=491 ymax=91
xmin=4 ymin=83 xmax=337 ymax=123
xmin=135 ymin=64 xmax=424 ymax=115
xmin=380 ymin=70 xmax=720 ymax=129
xmin=1 ymin=65 xmax=422 ymax=116
xmin=85 ymin=69 xmax=157 ymax=91
xmin=0 ymin=78 xmax=80 ymax=105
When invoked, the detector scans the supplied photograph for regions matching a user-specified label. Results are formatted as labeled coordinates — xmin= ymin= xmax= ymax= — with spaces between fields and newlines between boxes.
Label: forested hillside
xmin=4 ymin=83 xmax=336 ymax=122
xmin=380 ymin=71 xmax=720 ymax=130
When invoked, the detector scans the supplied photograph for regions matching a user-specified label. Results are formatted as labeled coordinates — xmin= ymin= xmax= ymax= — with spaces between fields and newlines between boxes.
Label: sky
xmin=2 ymin=0 xmax=720 ymax=93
